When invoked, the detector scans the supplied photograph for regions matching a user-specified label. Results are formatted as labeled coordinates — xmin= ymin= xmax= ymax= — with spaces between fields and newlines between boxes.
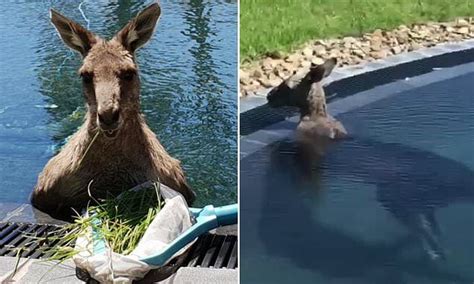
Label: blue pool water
xmin=241 ymin=72 xmax=474 ymax=283
xmin=0 ymin=0 xmax=237 ymax=209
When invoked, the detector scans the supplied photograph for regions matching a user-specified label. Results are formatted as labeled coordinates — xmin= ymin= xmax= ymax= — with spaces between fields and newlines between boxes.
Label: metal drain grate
xmin=0 ymin=222 xmax=237 ymax=269
xmin=183 ymin=233 xmax=238 ymax=269
xmin=0 ymin=222 xmax=63 ymax=259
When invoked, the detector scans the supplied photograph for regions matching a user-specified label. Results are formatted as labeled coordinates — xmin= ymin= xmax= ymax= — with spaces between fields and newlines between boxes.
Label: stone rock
xmin=391 ymin=46 xmax=402 ymax=54
xmin=341 ymin=48 xmax=351 ymax=57
xmin=311 ymin=57 xmax=324 ymax=65
xmin=300 ymin=60 xmax=311 ymax=68
xmin=445 ymin=26 xmax=455 ymax=33
xmin=409 ymin=31 xmax=422 ymax=39
xmin=314 ymin=39 xmax=328 ymax=47
xmin=456 ymin=18 xmax=469 ymax=27
xmin=369 ymin=50 xmax=387 ymax=59
xmin=252 ymin=69 xmax=263 ymax=78
xmin=239 ymin=87 xmax=247 ymax=98
xmin=351 ymin=48 xmax=365 ymax=58
xmin=276 ymin=69 xmax=291 ymax=79
xmin=395 ymin=31 xmax=409 ymax=44
xmin=313 ymin=45 xmax=327 ymax=56
xmin=370 ymin=35 xmax=383 ymax=51
xmin=343 ymin=37 xmax=356 ymax=48
xmin=371 ymin=42 xmax=382 ymax=51
xmin=329 ymin=49 xmax=341 ymax=58
xmin=457 ymin=27 xmax=469 ymax=34
xmin=362 ymin=34 xmax=372 ymax=41
xmin=372 ymin=29 xmax=383 ymax=37
xmin=261 ymin=58 xmax=276 ymax=71
xmin=239 ymin=69 xmax=249 ymax=80
xmin=409 ymin=42 xmax=422 ymax=51
xmin=350 ymin=56 xmax=363 ymax=65
xmin=302 ymin=47 xmax=314 ymax=57
xmin=280 ymin=62 xmax=294 ymax=72
xmin=240 ymin=77 xmax=251 ymax=86
xmin=398 ymin=24 xmax=409 ymax=31
xmin=284 ymin=53 xmax=301 ymax=63
xmin=450 ymin=33 xmax=464 ymax=40
xmin=361 ymin=45 xmax=371 ymax=54
xmin=388 ymin=37 xmax=399 ymax=46
xmin=258 ymin=74 xmax=282 ymax=88
xmin=382 ymin=31 xmax=393 ymax=42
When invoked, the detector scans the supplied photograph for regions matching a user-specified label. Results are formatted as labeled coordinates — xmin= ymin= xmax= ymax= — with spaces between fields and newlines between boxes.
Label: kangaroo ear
xmin=115 ymin=3 xmax=161 ymax=53
xmin=308 ymin=58 xmax=337 ymax=82
xmin=50 ymin=9 xmax=97 ymax=56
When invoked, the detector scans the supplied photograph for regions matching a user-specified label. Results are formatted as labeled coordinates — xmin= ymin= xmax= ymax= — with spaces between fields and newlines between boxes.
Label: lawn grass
xmin=240 ymin=0 xmax=474 ymax=62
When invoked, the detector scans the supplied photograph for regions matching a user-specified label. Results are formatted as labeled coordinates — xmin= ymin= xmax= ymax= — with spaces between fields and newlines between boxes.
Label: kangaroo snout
xmin=97 ymin=106 xmax=121 ymax=138
xmin=98 ymin=108 xmax=120 ymax=127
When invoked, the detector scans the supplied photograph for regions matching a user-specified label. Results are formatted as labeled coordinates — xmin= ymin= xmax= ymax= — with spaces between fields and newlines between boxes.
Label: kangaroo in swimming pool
xmin=266 ymin=61 xmax=474 ymax=260
xmin=31 ymin=3 xmax=196 ymax=220
xmin=267 ymin=58 xmax=347 ymax=155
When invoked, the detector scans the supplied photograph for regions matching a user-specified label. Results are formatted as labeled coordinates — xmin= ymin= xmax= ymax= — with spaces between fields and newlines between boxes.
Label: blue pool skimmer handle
xmin=214 ymin=204 xmax=238 ymax=226
xmin=140 ymin=203 xmax=238 ymax=266
xmin=92 ymin=204 xmax=238 ymax=266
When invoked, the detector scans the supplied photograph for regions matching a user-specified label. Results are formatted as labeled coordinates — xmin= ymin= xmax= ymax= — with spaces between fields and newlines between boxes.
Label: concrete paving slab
xmin=0 ymin=257 xmax=79 ymax=283
xmin=19 ymin=259 xmax=81 ymax=284
xmin=161 ymin=267 xmax=238 ymax=284
xmin=0 ymin=257 xmax=238 ymax=283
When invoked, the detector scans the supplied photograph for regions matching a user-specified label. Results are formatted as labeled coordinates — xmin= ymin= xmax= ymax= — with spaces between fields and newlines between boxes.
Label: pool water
xmin=241 ymin=73 xmax=474 ymax=283
xmin=0 ymin=1 xmax=237 ymax=209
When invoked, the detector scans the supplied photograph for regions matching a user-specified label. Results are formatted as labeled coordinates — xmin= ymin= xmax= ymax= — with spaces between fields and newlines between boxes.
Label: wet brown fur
xmin=267 ymin=58 xmax=347 ymax=155
xmin=31 ymin=3 xmax=195 ymax=219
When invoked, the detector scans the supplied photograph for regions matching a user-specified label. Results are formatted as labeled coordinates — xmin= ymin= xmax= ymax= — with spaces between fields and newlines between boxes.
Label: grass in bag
xmin=42 ymin=182 xmax=164 ymax=260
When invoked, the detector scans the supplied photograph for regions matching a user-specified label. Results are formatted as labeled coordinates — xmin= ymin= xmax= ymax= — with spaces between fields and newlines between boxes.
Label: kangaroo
xmin=31 ymin=3 xmax=196 ymax=220
xmin=267 ymin=58 xmax=347 ymax=155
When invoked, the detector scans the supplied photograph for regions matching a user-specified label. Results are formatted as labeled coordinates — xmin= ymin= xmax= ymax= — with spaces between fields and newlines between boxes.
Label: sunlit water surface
xmin=0 ymin=0 xmax=237 ymax=209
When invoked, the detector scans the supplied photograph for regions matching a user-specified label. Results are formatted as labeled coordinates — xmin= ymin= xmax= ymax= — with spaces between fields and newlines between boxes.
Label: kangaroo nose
xmin=98 ymin=108 xmax=120 ymax=127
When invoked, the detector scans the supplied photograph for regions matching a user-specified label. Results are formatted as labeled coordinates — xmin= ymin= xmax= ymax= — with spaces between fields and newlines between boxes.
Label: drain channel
xmin=0 ymin=222 xmax=238 ymax=269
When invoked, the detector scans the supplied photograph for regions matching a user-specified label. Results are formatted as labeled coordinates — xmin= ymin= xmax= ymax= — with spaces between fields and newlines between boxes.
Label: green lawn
xmin=240 ymin=0 xmax=473 ymax=62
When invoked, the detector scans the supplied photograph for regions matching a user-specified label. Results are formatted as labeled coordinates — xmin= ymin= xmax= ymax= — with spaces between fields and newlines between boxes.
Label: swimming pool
xmin=240 ymin=59 xmax=474 ymax=283
xmin=0 ymin=0 xmax=237 ymax=216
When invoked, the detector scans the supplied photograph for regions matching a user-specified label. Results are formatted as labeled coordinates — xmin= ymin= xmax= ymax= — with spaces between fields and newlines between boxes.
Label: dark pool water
xmin=241 ymin=73 xmax=474 ymax=283
xmin=0 ymin=0 xmax=237 ymax=208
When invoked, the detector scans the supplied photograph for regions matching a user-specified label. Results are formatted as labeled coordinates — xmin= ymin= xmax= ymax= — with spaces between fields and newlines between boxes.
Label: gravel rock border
xmin=240 ymin=18 xmax=474 ymax=97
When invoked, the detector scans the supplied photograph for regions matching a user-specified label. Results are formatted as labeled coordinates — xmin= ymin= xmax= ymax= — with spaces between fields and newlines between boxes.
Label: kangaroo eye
xmin=120 ymin=70 xmax=135 ymax=81
xmin=81 ymin=72 xmax=94 ymax=84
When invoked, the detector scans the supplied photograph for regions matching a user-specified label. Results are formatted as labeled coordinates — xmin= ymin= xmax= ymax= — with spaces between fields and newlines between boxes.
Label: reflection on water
xmin=0 ymin=0 xmax=237 ymax=206
xmin=241 ymin=74 xmax=474 ymax=283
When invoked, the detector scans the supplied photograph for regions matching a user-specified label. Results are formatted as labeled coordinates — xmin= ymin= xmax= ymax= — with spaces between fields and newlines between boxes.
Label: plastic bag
xmin=73 ymin=182 xmax=194 ymax=283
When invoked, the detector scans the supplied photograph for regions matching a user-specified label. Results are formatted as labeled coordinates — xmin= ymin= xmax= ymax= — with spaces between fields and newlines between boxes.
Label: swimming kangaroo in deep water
xmin=31 ymin=3 xmax=196 ymax=220
xmin=266 ymin=60 xmax=474 ymax=260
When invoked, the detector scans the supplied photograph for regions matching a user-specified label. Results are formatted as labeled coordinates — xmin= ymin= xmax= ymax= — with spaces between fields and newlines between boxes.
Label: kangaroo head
xmin=267 ymin=58 xmax=336 ymax=116
xmin=50 ymin=3 xmax=161 ymax=138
